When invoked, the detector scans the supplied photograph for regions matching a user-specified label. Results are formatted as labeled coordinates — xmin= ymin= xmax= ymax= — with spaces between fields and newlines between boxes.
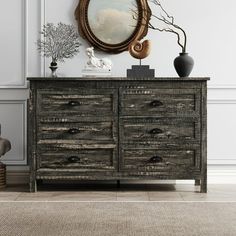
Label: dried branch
xmin=133 ymin=0 xmax=187 ymax=53
xmin=149 ymin=0 xmax=187 ymax=52
xmin=150 ymin=0 xmax=175 ymax=23
xmin=37 ymin=22 xmax=82 ymax=63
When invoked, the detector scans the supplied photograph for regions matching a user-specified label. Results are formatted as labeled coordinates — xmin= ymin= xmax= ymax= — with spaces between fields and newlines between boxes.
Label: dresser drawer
xmin=120 ymin=89 xmax=200 ymax=116
xmin=120 ymin=118 xmax=200 ymax=143
xmin=38 ymin=121 xmax=115 ymax=142
xmin=37 ymin=89 xmax=116 ymax=116
xmin=121 ymin=148 xmax=200 ymax=172
xmin=38 ymin=148 xmax=116 ymax=170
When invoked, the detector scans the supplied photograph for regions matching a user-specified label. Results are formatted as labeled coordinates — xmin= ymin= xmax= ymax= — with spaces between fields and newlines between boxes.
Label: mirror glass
xmin=87 ymin=0 xmax=139 ymax=45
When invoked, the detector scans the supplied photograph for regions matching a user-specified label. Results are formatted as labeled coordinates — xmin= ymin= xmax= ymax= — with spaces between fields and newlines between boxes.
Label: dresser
xmin=28 ymin=77 xmax=209 ymax=192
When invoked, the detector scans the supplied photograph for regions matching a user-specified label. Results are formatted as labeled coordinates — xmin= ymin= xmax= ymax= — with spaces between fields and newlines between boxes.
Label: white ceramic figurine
xmin=85 ymin=47 xmax=113 ymax=70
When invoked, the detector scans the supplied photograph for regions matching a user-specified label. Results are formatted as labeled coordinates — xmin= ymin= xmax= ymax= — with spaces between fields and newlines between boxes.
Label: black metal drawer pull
xmin=68 ymin=156 xmax=81 ymax=163
xmin=68 ymin=101 xmax=80 ymax=107
xmin=68 ymin=128 xmax=80 ymax=134
xmin=149 ymin=156 xmax=163 ymax=163
xmin=150 ymin=128 xmax=163 ymax=135
xmin=150 ymin=100 xmax=163 ymax=107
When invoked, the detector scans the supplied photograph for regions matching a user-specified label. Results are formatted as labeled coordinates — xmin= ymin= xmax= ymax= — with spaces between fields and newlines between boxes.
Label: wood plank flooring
xmin=0 ymin=183 xmax=236 ymax=201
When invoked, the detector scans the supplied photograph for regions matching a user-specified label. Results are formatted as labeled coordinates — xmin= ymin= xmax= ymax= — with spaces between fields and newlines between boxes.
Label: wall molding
xmin=208 ymin=159 xmax=236 ymax=165
xmin=40 ymin=0 xmax=46 ymax=77
xmin=0 ymin=100 xmax=27 ymax=165
xmin=207 ymin=167 xmax=236 ymax=184
xmin=23 ymin=0 xmax=28 ymax=88
xmin=208 ymin=99 xmax=236 ymax=104
xmin=208 ymin=84 xmax=236 ymax=89
xmin=0 ymin=0 xmax=28 ymax=89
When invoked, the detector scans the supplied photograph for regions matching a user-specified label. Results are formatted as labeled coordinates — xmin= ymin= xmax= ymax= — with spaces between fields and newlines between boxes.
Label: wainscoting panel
xmin=0 ymin=0 xmax=27 ymax=88
xmin=0 ymin=100 xmax=27 ymax=165
xmin=208 ymin=95 xmax=236 ymax=164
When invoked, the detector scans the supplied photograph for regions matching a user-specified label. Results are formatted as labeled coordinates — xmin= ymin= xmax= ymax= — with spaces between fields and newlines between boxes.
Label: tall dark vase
xmin=174 ymin=52 xmax=194 ymax=77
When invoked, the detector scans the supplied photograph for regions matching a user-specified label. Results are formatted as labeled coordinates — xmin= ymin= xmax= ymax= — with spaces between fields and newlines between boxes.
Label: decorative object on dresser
xmin=147 ymin=0 xmax=194 ymax=77
xmin=28 ymin=77 xmax=209 ymax=193
xmin=0 ymin=125 xmax=11 ymax=189
xmin=37 ymin=22 xmax=82 ymax=77
xmin=129 ymin=40 xmax=151 ymax=60
xmin=75 ymin=0 xmax=151 ymax=53
xmin=82 ymin=47 xmax=113 ymax=77
xmin=174 ymin=53 xmax=194 ymax=78
xmin=127 ymin=40 xmax=155 ymax=78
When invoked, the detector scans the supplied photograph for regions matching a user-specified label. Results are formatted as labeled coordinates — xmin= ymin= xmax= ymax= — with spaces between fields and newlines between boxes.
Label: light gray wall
xmin=1 ymin=0 xmax=236 ymax=183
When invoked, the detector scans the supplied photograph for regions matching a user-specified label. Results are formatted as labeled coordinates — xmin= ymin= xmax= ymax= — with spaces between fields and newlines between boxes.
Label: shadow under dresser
xmin=27 ymin=77 xmax=209 ymax=192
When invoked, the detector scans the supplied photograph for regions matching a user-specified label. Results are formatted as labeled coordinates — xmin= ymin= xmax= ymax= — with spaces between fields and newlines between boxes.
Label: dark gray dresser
xmin=28 ymin=77 xmax=209 ymax=192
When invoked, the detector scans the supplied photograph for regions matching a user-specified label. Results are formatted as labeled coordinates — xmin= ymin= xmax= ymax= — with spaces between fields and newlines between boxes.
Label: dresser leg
xmin=195 ymin=179 xmax=201 ymax=186
xmin=200 ymin=177 xmax=207 ymax=193
xmin=29 ymin=178 xmax=37 ymax=193
xmin=117 ymin=180 xmax=120 ymax=188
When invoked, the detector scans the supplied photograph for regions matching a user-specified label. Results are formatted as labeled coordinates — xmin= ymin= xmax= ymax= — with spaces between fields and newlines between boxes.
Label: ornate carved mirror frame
xmin=75 ymin=0 xmax=151 ymax=53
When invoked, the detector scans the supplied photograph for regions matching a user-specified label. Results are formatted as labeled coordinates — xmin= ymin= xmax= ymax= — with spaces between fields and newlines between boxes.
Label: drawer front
xmin=121 ymin=148 xmax=200 ymax=172
xmin=38 ymin=121 xmax=115 ymax=141
xmin=38 ymin=148 xmax=116 ymax=170
xmin=120 ymin=118 xmax=200 ymax=143
xmin=37 ymin=89 xmax=116 ymax=116
xmin=120 ymin=89 xmax=200 ymax=116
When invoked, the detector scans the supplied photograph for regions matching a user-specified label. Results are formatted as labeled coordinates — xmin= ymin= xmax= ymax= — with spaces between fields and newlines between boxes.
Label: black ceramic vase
xmin=49 ymin=62 xmax=58 ymax=77
xmin=174 ymin=52 xmax=194 ymax=77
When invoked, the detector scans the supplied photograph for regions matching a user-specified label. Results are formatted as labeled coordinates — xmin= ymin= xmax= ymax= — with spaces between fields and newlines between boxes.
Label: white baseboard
xmin=6 ymin=171 xmax=29 ymax=185
xmin=207 ymin=167 xmax=236 ymax=184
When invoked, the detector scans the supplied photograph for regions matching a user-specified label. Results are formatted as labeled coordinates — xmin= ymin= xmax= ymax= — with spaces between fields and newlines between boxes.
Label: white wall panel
xmin=0 ymin=0 xmax=27 ymax=87
xmin=208 ymin=101 xmax=236 ymax=163
xmin=0 ymin=100 xmax=27 ymax=165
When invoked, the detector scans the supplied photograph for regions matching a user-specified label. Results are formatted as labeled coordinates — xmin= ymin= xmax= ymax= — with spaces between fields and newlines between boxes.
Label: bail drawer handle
xmin=68 ymin=101 xmax=80 ymax=106
xmin=150 ymin=100 xmax=163 ymax=107
xmin=150 ymin=128 xmax=163 ymax=135
xmin=68 ymin=156 xmax=81 ymax=163
xmin=68 ymin=128 xmax=80 ymax=134
xmin=149 ymin=156 xmax=163 ymax=163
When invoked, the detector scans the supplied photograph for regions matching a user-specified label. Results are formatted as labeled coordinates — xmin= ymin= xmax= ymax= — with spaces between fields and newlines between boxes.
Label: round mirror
xmin=75 ymin=0 xmax=151 ymax=53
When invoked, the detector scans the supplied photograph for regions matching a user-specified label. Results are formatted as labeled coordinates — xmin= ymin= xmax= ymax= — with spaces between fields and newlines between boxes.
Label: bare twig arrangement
xmin=37 ymin=23 xmax=82 ymax=64
xmin=149 ymin=0 xmax=187 ymax=52
xmin=132 ymin=0 xmax=187 ymax=53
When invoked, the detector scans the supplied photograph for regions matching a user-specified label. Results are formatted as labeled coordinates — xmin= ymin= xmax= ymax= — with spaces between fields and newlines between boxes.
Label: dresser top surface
xmin=27 ymin=77 xmax=210 ymax=82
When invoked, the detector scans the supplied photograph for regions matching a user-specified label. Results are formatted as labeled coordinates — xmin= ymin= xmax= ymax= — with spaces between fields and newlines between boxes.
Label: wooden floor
xmin=0 ymin=183 xmax=236 ymax=201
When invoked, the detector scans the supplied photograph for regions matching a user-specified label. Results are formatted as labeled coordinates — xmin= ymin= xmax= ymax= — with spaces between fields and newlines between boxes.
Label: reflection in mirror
xmin=88 ymin=0 xmax=138 ymax=45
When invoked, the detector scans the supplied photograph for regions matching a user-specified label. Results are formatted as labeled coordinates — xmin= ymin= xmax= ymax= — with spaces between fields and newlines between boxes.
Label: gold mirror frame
xmin=75 ymin=0 xmax=151 ymax=54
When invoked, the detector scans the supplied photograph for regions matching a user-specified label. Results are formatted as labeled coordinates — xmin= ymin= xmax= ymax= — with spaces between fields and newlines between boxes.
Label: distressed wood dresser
xmin=28 ymin=77 xmax=209 ymax=192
